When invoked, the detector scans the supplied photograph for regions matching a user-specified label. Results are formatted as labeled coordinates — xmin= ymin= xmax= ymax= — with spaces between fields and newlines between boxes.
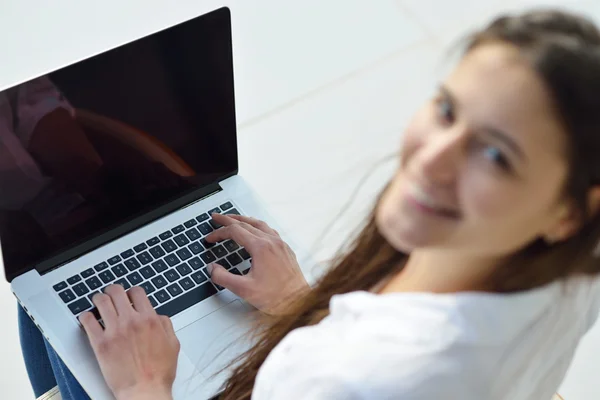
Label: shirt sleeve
xmin=12 ymin=76 xmax=74 ymax=146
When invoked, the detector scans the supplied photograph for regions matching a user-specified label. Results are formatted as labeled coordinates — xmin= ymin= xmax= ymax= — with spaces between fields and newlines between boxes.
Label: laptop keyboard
xmin=52 ymin=201 xmax=252 ymax=323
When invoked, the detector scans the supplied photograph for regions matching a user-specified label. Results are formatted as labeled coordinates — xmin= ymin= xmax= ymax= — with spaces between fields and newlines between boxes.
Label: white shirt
xmin=253 ymin=275 xmax=600 ymax=399
xmin=0 ymin=76 xmax=72 ymax=209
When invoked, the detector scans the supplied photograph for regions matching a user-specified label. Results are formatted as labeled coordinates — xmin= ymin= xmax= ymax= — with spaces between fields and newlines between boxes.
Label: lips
xmin=407 ymin=183 xmax=461 ymax=218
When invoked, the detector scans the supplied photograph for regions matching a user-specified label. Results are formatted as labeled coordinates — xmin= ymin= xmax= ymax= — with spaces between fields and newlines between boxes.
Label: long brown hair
xmin=220 ymin=9 xmax=600 ymax=399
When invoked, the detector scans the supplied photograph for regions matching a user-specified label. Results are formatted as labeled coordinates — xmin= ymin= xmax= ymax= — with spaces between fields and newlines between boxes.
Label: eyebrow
xmin=439 ymin=85 xmax=527 ymax=163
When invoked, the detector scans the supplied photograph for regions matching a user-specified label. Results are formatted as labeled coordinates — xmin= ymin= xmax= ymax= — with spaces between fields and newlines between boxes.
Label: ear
xmin=543 ymin=186 xmax=600 ymax=244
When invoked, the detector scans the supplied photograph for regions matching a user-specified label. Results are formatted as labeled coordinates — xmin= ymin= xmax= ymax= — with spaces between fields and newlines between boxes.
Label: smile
xmin=407 ymin=184 xmax=461 ymax=219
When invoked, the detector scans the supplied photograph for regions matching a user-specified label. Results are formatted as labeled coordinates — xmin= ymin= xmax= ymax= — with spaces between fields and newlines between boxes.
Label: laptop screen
xmin=0 ymin=8 xmax=237 ymax=281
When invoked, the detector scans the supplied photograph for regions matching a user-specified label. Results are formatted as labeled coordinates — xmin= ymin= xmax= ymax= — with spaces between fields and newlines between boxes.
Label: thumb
xmin=208 ymin=263 xmax=248 ymax=297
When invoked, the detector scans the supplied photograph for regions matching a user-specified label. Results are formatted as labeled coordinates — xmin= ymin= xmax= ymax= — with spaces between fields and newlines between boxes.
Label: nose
xmin=415 ymin=130 xmax=463 ymax=185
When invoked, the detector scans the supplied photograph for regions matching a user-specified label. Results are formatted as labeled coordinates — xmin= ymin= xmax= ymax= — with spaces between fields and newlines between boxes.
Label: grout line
xmin=393 ymin=0 xmax=442 ymax=45
xmin=237 ymin=37 xmax=438 ymax=131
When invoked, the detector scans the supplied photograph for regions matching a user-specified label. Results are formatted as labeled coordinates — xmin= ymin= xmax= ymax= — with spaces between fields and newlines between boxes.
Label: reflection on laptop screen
xmin=0 ymin=8 xmax=236 ymax=280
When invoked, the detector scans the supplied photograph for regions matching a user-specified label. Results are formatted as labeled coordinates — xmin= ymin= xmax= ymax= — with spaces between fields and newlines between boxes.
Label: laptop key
xmin=200 ymin=238 xmax=215 ymax=249
xmin=140 ymin=266 xmax=156 ymax=279
xmin=174 ymin=234 xmax=190 ymax=247
xmin=154 ymin=290 xmax=171 ymax=304
xmin=150 ymin=245 xmax=166 ymax=259
xmin=185 ymin=228 xmax=201 ymax=241
xmin=152 ymin=275 xmax=168 ymax=289
xmin=179 ymin=277 xmax=195 ymax=291
xmin=229 ymin=268 xmax=242 ymax=276
xmin=200 ymin=251 xmax=217 ymax=264
xmin=111 ymin=264 xmax=128 ymax=277
xmin=86 ymin=276 xmax=102 ymax=290
xmin=72 ymin=283 xmax=90 ymax=297
xmin=140 ymin=281 xmax=156 ymax=295
xmin=223 ymin=240 xmax=240 ymax=253
xmin=218 ymin=258 xmax=231 ymax=269
xmin=99 ymin=271 xmax=116 ymax=284
xmin=148 ymin=296 xmax=158 ymax=308
xmin=220 ymin=201 xmax=233 ymax=211
xmin=53 ymin=281 xmax=67 ymax=292
xmin=126 ymin=272 xmax=143 ymax=286
xmin=146 ymin=237 xmax=160 ymax=246
xmin=162 ymin=239 xmax=177 ymax=253
xmin=176 ymin=248 xmax=193 ymax=261
xmin=242 ymin=267 xmax=251 ymax=275
xmin=188 ymin=257 xmax=204 ymax=270
xmin=137 ymin=251 xmax=153 ymax=265
xmin=184 ymin=219 xmax=197 ymax=228
xmin=94 ymin=261 xmax=109 ymax=272
xmin=165 ymin=254 xmax=180 ymax=267
xmin=151 ymin=260 xmax=168 ymax=273
xmin=120 ymin=249 xmax=135 ymax=259
xmin=172 ymin=225 xmax=185 ymax=234
xmin=176 ymin=263 xmax=193 ymax=277
xmin=191 ymin=270 xmax=208 ymax=285
xmin=224 ymin=208 xmax=240 ymax=216
xmin=166 ymin=283 xmax=183 ymax=297
xmin=238 ymin=248 xmax=251 ymax=260
xmin=108 ymin=255 xmax=122 ymax=265
xmin=164 ymin=270 xmax=181 ymax=283
xmin=133 ymin=243 xmax=148 ymax=252
xmin=67 ymin=275 xmax=82 ymax=285
xmin=212 ymin=245 xmax=228 ymax=259
xmin=156 ymin=282 xmax=217 ymax=318
xmin=159 ymin=231 xmax=173 ymax=240
xmin=208 ymin=207 xmax=221 ymax=215
xmin=188 ymin=241 xmax=204 ymax=255
xmin=209 ymin=219 xmax=223 ymax=230
xmin=68 ymin=298 xmax=92 ymax=315
xmin=115 ymin=278 xmax=131 ymax=290
xmin=196 ymin=213 xmax=210 ymax=223
xmin=124 ymin=258 xmax=141 ymax=271
xmin=227 ymin=253 xmax=243 ymax=266
xmin=81 ymin=268 xmax=95 ymax=279
xmin=59 ymin=289 xmax=76 ymax=303
xmin=198 ymin=223 xmax=213 ymax=235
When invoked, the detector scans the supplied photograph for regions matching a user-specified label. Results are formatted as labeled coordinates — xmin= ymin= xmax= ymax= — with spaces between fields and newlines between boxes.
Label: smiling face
xmin=376 ymin=42 xmax=574 ymax=257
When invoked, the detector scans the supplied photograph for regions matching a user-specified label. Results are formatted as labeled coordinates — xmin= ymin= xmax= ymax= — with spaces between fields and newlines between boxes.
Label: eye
xmin=483 ymin=146 xmax=512 ymax=171
xmin=436 ymin=97 xmax=455 ymax=125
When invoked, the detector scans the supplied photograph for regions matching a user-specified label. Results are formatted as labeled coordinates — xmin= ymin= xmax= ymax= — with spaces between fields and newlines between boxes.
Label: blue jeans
xmin=18 ymin=305 xmax=91 ymax=400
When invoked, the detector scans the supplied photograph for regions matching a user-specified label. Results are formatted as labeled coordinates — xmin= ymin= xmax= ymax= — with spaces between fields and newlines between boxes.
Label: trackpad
xmin=177 ymin=300 xmax=254 ymax=385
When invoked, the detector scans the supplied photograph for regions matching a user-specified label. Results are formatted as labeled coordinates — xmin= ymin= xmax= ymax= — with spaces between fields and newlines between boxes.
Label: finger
xmin=104 ymin=284 xmax=134 ymax=316
xmin=128 ymin=286 xmax=154 ymax=314
xmin=205 ymin=223 xmax=261 ymax=249
xmin=208 ymin=263 xmax=249 ymax=298
xmin=80 ymin=311 xmax=104 ymax=343
xmin=221 ymin=214 xmax=279 ymax=236
xmin=92 ymin=293 xmax=118 ymax=328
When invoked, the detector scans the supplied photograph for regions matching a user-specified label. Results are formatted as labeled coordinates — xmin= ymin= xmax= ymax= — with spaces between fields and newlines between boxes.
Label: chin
xmin=375 ymin=202 xmax=422 ymax=254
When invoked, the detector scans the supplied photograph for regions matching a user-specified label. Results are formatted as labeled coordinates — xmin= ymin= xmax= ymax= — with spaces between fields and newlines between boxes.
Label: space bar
xmin=155 ymin=283 xmax=218 ymax=318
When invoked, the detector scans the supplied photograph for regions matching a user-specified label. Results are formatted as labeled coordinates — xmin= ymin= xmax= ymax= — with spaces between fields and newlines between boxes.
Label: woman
xmin=20 ymin=8 xmax=600 ymax=400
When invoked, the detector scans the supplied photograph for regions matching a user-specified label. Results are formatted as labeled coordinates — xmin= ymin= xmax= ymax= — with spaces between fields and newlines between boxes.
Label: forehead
xmin=447 ymin=42 xmax=568 ymax=161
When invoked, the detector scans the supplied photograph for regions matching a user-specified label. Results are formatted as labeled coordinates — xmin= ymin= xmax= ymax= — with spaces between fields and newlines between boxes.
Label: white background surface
xmin=0 ymin=0 xmax=599 ymax=398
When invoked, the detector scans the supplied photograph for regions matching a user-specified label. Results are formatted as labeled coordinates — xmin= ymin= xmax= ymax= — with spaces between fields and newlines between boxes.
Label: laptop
xmin=4 ymin=7 xmax=309 ymax=399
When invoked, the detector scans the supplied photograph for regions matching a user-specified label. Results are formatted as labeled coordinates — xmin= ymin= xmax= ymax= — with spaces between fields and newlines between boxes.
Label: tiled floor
xmin=0 ymin=0 xmax=599 ymax=398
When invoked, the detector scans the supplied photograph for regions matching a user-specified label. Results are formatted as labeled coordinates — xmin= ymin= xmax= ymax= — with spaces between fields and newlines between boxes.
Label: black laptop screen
xmin=0 ymin=8 xmax=237 ymax=281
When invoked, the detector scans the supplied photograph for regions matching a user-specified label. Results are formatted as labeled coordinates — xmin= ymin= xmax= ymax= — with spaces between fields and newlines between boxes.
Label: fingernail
xmin=206 ymin=263 xmax=214 ymax=275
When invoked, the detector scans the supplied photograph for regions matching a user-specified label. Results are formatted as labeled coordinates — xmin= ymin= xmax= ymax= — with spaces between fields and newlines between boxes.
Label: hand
xmin=80 ymin=285 xmax=180 ymax=400
xmin=205 ymin=214 xmax=310 ymax=315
